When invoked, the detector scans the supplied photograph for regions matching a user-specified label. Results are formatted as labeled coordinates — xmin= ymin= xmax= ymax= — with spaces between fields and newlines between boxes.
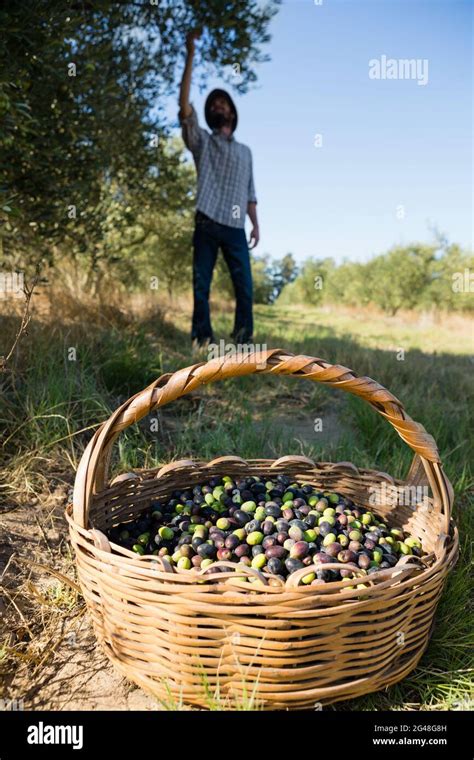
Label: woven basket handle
xmin=72 ymin=349 xmax=453 ymax=533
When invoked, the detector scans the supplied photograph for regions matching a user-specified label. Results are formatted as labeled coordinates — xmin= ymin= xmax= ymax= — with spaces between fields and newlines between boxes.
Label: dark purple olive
xmin=349 ymin=540 xmax=362 ymax=553
xmin=364 ymin=539 xmax=376 ymax=551
xmin=234 ymin=544 xmax=249 ymax=558
xmin=245 ymin=519 xmax=261 ymax=534
xmin=285 ymin=558 xmax=305 ymax=574
xmin=265 ymin=545 xmax=286 ymax=560
xmin=313 ymin=552 xmax=332 ymax=565
xmin=263 ymin=520 xmax=275 ymax=536
xmin=275 ymin=520 xmax=290 ymax=533
xmin=262 ymin=535 xmax=277 ymax=550
xmin=290 ymin=540 xmax=309 ymax=560
xmin=197 ymin=543 xmax=216 ymax=559
xmin=358 ymin=553 xmax=371 ymax=570
xmin=305 ymin=514 xmax=317 ymax=528
xmin=324 ymin=542 xmax=342 ymax=558
xmin=265 ymin=503 xmax=281 ymax=518
xmin=282 ymin=508 xmax=294 ymax=521
xmin=316 ymin=569 xmax=329 ymax=581
xmin=191 ymin=555 xmax=202 ymax=567
xmin=267 ymin=558 xmax=284 ymax=575
xmin=276 ymin=531 xmax=288 ymax=545
xmin=318 ymin=521 xmax=332 ymax=537
xmin=338 ymin=549 xmax=358 ymax=564
xmin=251 ymin=545 xmax=264 ymax=557
xmin=337 ymin=514 xmax=348 ymax=527
xmin=225 ymin=534 xmax=240 ymax=551
xmin=233 ymin=510 xmax=251 ymax=526
xmin=340 ymin=568 xmax=354 ymax=578
xmin=217 ymin=548 xmax=232 ymax=561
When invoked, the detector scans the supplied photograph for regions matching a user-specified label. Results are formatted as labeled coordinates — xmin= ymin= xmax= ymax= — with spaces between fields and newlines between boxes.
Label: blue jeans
xmin=192 ymin=211 xmax=254 ymax=344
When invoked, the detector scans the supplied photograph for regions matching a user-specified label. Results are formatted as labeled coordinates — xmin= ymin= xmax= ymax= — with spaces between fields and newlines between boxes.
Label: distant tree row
xmin=277 ymin=242 xmax=473 ymax=314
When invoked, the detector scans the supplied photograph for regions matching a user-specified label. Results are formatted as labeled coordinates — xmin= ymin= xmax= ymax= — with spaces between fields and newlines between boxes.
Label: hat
xmin=205 ymin=88 xmax=238 ymax=133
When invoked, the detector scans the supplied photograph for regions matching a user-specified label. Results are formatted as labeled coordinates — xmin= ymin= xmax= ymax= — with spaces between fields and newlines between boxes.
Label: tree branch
xmin=1 ymin=275 xmax=38 ymax=373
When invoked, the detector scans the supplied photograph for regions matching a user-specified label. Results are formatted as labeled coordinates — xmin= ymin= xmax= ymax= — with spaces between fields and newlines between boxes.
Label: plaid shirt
xmin=180 ymin=104 xmax=257 ymax=229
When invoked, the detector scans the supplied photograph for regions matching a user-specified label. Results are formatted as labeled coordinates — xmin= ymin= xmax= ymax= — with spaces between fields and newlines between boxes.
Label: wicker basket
xmin=67 ymin=350 xmax=458 ymax=709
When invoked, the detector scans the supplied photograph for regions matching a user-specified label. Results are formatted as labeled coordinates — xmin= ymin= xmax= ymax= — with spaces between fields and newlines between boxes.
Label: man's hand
xmin=186 ymin=29 xmax=201 ymax=55
xmin=180 ymin=30 xmax=201 ymax=120
xmin=249 ymin=225 xmax=260 ymax=249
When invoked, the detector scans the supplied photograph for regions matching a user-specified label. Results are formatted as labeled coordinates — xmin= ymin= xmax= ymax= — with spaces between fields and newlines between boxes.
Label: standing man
xmin=179 ymin=30 xmax=259 ymax=350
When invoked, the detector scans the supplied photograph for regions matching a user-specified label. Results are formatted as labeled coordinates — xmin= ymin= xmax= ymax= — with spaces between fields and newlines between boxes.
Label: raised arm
xmin=179 ymin=30 xmax=200 ymax=119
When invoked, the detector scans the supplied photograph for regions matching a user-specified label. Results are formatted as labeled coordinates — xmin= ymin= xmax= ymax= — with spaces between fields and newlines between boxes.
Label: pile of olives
xmin=107 ymin=474 xmax=424 ymax=585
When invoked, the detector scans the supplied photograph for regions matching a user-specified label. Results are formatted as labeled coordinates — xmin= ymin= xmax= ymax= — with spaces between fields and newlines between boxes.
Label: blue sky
xmin=171 ymin=0 xmax=472 ymax=263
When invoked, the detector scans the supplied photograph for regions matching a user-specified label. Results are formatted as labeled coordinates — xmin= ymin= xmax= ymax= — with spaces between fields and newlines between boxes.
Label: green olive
xmin=177 ymin=556 xmax=192 ymax=569
xmin=247 ymin=531 xmax=264 ymax=546
xmin=158 ymin=526 xmax=174 ymax=541
xmin=348 ymin=529 xmax=362 ymax=542
xmin=398 ymin=542 xmax=412 ymax=555
xmin=251 ymin=554 xmax=266 ymax=569
xmin=241 ymin=500 xmax=257 ymax=513
xmin=328 ymin=493 xmax=339 ymax=504
xmin=200 ymin=559 xmax=214 ymax=569
xmin=233 ymin=528 xmax=246 ymax=541
xmin=405 ymin=536 xmax=421 ymax=548
xmin=216 ymin=517 xmax=231 ymax=531
xmin=204 ymin=493 xmax=215 ymax=506
xmin=322 ymin=533 xmax=337 ymax=546
xmin=137 ymin=532 xmax=150 ymax=545
xmin=132 ymin=544 xmax=145 ymax=555
xmin=390 ymin=528 xmax=404 ymax=539
xmin=119 ymin=530 xmax=130 ymax=540
xmin=255 ymin=506 xmax=267 ymax=521
xmin=373 ymin=548 xmax=383 ymax=564
xmin=323 ymin=507 xmax=336 ymax=518
xmin=318 ymin=515 xmax=335 ymax=527
xmin=282 ymin=491 xmax=294 ymax=503
xmin=304 ymin=529 xmax=317 ymax=542
xmin=339 ymin=534 xmax=349 ymax=548
xmin=361 ymin=512 xmax=373 ymax=525
xmin=302 ymin=572 xmax=316 ymax=584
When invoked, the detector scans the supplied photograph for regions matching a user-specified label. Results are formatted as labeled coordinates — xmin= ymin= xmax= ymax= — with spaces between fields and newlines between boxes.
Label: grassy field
xmin=1 ymin=292 xmax=473 ymax=710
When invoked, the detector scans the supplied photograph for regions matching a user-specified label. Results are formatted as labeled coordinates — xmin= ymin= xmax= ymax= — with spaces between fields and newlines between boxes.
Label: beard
xmin=208 ymin=111 xmax=232 ymax=129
